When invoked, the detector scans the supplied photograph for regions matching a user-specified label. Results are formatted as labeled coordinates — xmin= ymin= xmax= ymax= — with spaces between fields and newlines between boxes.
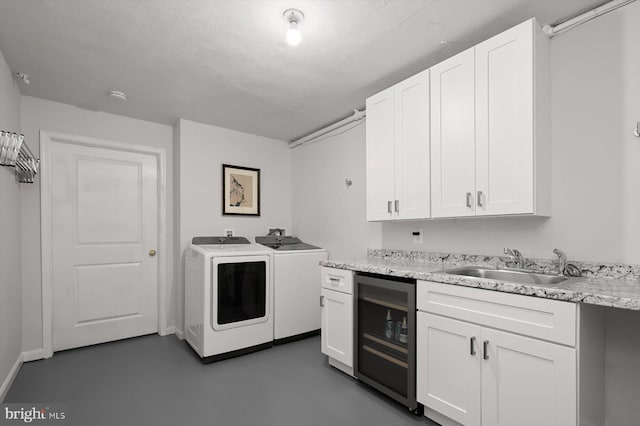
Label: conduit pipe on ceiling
xmin=291 ymin=0 xmax=636 ymax=148
xmin=543 ymin=0 xmax=636 ymax=37
xmin=288 ymin=109 xmax=366 ymax=149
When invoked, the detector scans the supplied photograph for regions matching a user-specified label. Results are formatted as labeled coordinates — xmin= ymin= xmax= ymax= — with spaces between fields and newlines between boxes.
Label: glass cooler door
xmin=355 ymin=273 xmax=417 ymax=410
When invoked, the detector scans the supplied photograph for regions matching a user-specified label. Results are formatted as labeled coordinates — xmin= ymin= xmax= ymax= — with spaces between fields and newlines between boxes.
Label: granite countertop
xmin=320 ymin=257 xmax=640 ymax=311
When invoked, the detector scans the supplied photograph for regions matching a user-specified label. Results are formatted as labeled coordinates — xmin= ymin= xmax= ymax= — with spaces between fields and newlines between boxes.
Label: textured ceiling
xmin=0 ymin=0 xmax=605 ymax=141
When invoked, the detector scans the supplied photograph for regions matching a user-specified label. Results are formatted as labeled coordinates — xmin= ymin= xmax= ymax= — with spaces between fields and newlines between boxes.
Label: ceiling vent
xmin=108 ymin=90 xmax=127 ymax=102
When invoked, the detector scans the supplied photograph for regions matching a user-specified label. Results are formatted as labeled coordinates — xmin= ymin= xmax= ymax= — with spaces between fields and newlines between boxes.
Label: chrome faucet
xmin=553 ymin=248 xmax=567 ymax=276
xmin=503 ymin=248 xmax=525 ymax=269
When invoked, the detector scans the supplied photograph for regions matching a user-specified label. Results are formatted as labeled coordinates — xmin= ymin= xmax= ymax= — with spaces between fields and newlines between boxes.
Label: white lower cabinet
xmin=417 ymin=313 xmax=482 ymax=426
xmin=481 ymin=328 xmax=576 ymax=426
xmin=320 ymin=288 xmax=353 ymax=367
xmin=417 ymin=281 xmax=578 ymax=426
xmin=320 ymin=267 xmax=354 ymax=376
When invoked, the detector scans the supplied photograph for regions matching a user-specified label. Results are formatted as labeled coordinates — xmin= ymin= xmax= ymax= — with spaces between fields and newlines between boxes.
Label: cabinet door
xmin=430 ymin=48 xmax=476 ymax=218
xmin=481 ymin=328 xmax=577 ymax=426
xmin=475 ymin=20 xmax=534 ymax=215
xmin=417 ymin=312 xmax=482 ymax=426
xmin=394 ymin=69 xmax=430 ymax=220
xmin=366 ymin=88 xmax=396 ymax=221
xmin=321 ymin=288 xmax=353 ymax=367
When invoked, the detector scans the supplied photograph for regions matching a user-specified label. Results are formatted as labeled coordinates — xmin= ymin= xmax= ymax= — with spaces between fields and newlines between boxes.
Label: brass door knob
xmin=149 ymin=249 xmax=157 ymax=257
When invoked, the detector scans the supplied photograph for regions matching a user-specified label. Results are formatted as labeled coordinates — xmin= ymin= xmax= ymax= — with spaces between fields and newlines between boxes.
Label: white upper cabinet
xmin=431 ymin=18 xmax=550 ymax=218
xmin=367 ymin=18 xmax=549 ymax=221
xmin=475 ymin=19 xmax=549 ymax=216
xmin=366 ymin=87 xmax=396 ymax=221
xmin=366 ymin=70 xmax=430 ymax=221
xmin=430 ymin=48 xmax=476 ymax=218
xmin=394 ymin=70 xmax=431 ymax=220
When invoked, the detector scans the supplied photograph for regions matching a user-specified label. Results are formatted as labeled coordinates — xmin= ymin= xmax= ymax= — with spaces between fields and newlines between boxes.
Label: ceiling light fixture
xmin=283 ymin=8 xmax=304 ymax=46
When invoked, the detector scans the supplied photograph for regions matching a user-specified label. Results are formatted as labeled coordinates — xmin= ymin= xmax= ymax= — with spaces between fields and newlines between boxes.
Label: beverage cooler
xmin=354 ymin=273 xmax=422 ymax=415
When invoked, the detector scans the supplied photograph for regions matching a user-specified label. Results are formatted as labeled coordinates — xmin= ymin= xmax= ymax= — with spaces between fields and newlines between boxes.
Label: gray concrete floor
xmin=6 ymin=335 xmax=437 ymax=426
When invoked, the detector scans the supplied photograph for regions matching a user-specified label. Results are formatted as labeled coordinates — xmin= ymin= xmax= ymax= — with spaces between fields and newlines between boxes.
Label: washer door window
xmin=212 ymin=255 xmax=270 ymax=330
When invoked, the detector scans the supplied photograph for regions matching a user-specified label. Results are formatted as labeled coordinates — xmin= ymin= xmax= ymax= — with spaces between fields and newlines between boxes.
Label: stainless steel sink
xmin=444 ymin=266 xmax=568 ymax=285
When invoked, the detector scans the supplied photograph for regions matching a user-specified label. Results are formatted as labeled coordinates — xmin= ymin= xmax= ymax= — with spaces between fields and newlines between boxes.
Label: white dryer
xmin=185 ymin=236 xmax=273 ymax=362
xmin=255 ymin=236 xmax=328 ymax=344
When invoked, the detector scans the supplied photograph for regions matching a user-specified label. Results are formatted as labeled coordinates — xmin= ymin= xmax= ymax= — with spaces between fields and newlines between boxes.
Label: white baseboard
xmin=175 ymin=328 xmax=185 ymax=340
xmin=425 ymin=407 xmax=463 ymax=426
xmin=0 ymin=354 xmax=23 ymax=402
xmin=160 ymin=326 xmax=176 ymax=337
xmin=22 ymin=349 xmax=44 ymax=362
xmin=328 ymin=357 xmax=354 ymax=377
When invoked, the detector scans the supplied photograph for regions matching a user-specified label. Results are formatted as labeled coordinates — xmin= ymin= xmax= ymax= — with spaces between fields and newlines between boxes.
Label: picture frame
xmin=222 ymin=164 xmax=261 ymax=216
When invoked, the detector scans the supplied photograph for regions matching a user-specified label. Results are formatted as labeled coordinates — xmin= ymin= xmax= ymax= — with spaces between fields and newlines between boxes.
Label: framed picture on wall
xmin=222 ymin=164 xmax=261 ymax=216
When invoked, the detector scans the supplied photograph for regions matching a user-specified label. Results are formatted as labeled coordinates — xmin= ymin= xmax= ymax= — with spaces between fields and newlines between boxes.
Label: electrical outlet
xmin=412 ymin=229 xmax=423 ymax=244
xmin=224 ymin=229 xmax=234 ymax=237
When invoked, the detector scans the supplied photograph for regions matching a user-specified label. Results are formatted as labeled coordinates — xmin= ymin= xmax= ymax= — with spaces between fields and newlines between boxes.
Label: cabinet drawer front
xmin=417 ymin=281 xmax=576 ymax=346
xmin=321 ymin=267 xmax=354 ymax=294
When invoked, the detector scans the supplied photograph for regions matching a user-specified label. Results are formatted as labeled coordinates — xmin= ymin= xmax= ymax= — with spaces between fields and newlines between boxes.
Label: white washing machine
xmin=185 ymin=236 xmax=273 ymax=362
xmin=255 ymin=236 xmax=328 ymax=344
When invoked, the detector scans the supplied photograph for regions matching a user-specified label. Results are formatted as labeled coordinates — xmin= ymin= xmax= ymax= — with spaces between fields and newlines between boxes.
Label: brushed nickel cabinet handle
xmin=470 ymin=336 xmax=476 ymax=356
xmin=466 ymin=192 xmax=472 ymax=208
xmin=320 ymin=296 xmax=324 ymax=307
xmin=483 ymin=340 xmax=490 ymax=360
xmin=388 ymin=200 xmax=393 ymax=213
xmin=394 ymin=200 xmax=399 ymax=213
xmin=477 ymin=191 xmax=483 ymax=207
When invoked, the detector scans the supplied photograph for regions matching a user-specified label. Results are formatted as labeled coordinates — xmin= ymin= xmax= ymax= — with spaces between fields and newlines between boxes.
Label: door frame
xmin=40 ymin=130 xmax=168 ymax=358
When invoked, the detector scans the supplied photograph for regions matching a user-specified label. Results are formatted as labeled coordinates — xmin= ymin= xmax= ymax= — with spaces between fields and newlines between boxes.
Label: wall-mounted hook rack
xmin=0 ymin=130 xmax=40 ymax=183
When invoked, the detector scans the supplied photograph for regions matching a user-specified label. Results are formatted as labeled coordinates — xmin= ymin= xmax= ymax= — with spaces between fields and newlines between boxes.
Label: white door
xmin=475 ymin=19 xmax=534 ymax=215
xmin=321 ymin=288 xmax=353 ymax=367
xmin=417 ymin=313 xmax=482 ymax=426
xmin=431 ymin=47 xmax=476 ymax=218
xmin=51 ymin=140 xmax=158 ymax=351
xmin=481 ymin=328 xmax=577 ymax=426
xmin=394 ymin=69 xmax=430 ymax=220
xmin=366 ymin=87 xmax=395 ymax=221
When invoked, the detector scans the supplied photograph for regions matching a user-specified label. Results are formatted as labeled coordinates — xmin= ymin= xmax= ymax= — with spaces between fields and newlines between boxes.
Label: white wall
xmin=20 ymin=96 xmax=174 ymax=353
xmin=582 ymin=5 xmax=640 ymax=425
xmin=291 ymin=123 xmax=382 ymax=259
xmin=0 ymin=48 xmax=22 ymax=399
xmin=291 ymin=4 xmax=640 ymax=425
xmin=605 ymin=308 xmax=640 ymax=426
xmin=382 ymin=2 xmax=640 ymax=264
xmin=175 ymin=119 xmax=292 ymax=332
